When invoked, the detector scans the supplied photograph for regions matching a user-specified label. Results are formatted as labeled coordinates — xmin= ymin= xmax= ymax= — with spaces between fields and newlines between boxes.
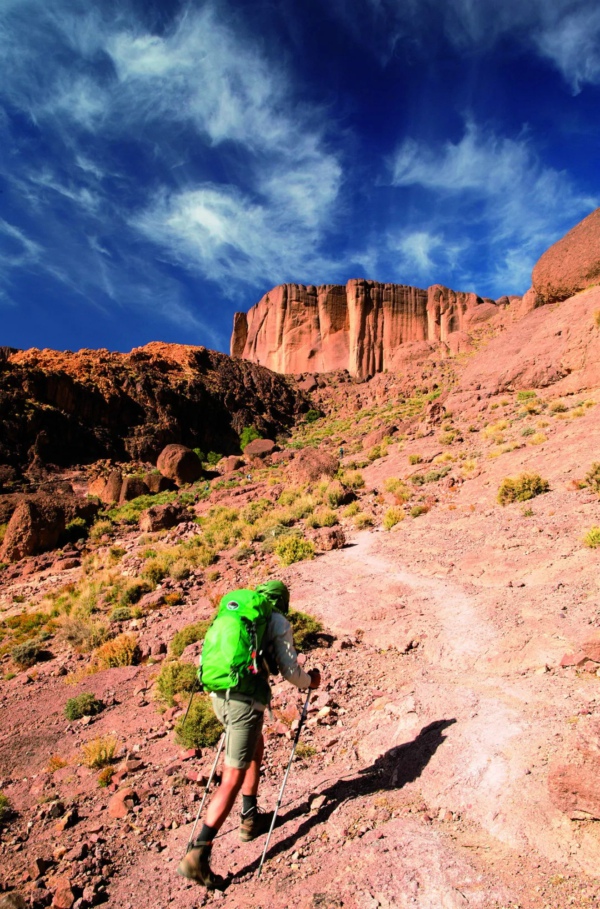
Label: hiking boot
xmin=239 ymin=808 xmax=274 ymax=843
xmin=177 ymin=843 xmax=227 ymax=890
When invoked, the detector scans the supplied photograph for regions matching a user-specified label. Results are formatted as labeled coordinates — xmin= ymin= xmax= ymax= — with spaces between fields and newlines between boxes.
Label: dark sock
xmin=241 ymin=794 xmax=257 ymax=816
xmin=193 ymin=823 xmax=217 ymax=847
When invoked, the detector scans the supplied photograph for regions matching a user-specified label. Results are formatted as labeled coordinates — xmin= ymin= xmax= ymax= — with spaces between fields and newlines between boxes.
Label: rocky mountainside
xmin=231 ymin=280 xmax=513 ymax=379
xmin=0 ymin=342 xmax=308 ymax=474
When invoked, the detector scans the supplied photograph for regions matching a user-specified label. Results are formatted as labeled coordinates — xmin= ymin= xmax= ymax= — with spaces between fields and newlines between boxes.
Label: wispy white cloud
xmin=389 ymin=120 xmax=597 ymax=293
xmin=387 ymin=230 xmax=466 ymax=277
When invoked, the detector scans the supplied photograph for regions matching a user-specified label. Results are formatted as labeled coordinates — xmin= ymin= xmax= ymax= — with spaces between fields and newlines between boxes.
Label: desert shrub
xmin=169 ymin=558 xmax=191 ymax=581
xmin=383 ymin=507 xmax=404 ymax=530
xmin=142 ymin=553 xmax=175 ymax=585
xmin=275 ymin=536 xmax=315 ymax=566
xmin=98 ymin=767 xmax=114 ymax=787
xmin=60 ymin=616 xmax=108 ymax=652
xmin=240 ymin=499 xmax=271 ymax=524
xmin=584 ymin=463 xmax=600 ymax=494
xmin=439 ymin=431 xmax=457 ymax=445
xmin=64 ymin=517 xmax=88 ymax=542
xmin=324 ymin=480 xmax=346 ymax=508
xmin=93 ymin=633 xmax=139 ymax=670
xmin=354 ymin=512 xmax=374 ymax=529
xmin=595 ymin=310 xmax=600 ymax=327
xmin=47 ymin=755 xmax=68 ymax=772
xmin=288 ymin=610 xmax=323 ymax=651
xmin=384 ymin=477 xmax=411 ymax=503
xmin=155 ymin=660 xmax=197 ymax=706
xmin=81 ymin=735 xmax=117 ymax=768
xmin=408 ymin=454 xmax=422 ymax=465
xmin=521 ymin=427 xmax=536 ymax=437
xmin=120 ymin=580 xmax=151 ymax=606
xmin=240 ymin=426 xmax=262 ymax=451
xmin=0 ymin=793 xmax=11 ymax=825
xmin=305 ymin=409 xmax=321 ymax=423
xmin=583 ymin=527 xmax=600 ymax=548
xmin=549 ymin=400 xmax=568 ymax=413
xmin=89 ymin=520 xmax=114 ymax=542
xmin=11 ymin=640 xmax=41 ymax=669
xmin=0 ymin=523 xmax=7 ymax=544
xmin=192 ymin=447 xmax=205 ymax=462
xmin=170 ymin=621 xmax=211 ymax=658
xmin=368 ymin=445 xmax=382 ymax=461
xmin=343 ymin=501 xmax=360 ymax=517
xmin=109 ymin=606 xmax=132 ymax=623
xmin=205 ymin=451 xmax=222 ymax=466
xmin=529 ymin=432 xmax=547 ymax=445
xmin=410 ymin=505 xmax=429 ymax=518
xmin=295 ymin=742 xmax=316 ymax=760
xmin=339 ymin=470 xmax=365 ymax=490
xmin=517 ymin=390 xmax=537 ymax=401
xmin=497 ymin=473 xmax=550 ymax=505
xmin=306 ymin=508 xmax=338 ymax=529
xmin=175 ymin=696 xmax=223 ymax=749
xmin=65 ymin=693 xmax=103 ymax=721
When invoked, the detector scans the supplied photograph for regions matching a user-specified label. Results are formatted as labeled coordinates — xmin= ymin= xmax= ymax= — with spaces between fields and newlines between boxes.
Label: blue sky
xmin=1 ymin=0 xmax=599 ymax=354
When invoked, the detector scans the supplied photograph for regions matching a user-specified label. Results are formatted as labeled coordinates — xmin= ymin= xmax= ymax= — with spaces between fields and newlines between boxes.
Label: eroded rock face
xmin=0 ymin=342 xmax=308 ymax=471
xmin=0 ymin=492 xmax=99 ymax=563
xmin=533 ymin=207 xmax=600 ymax=304
xmin=231 ymin=280 xmax=498 ymax=378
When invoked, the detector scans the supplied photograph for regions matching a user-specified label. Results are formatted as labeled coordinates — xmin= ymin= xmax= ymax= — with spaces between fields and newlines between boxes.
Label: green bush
xmin=175 ymin=696 xmax=222 ymax=749
xmin=206 ymin=451 xmax=222 ymax=467
xmin=0 ymin=523 xmax=7 ymax=544
xmin=288 ymin=610 xmax=323 ymax=651
xmin=354 ymin=512 xmax=374 ymax=529
xmin=0 ymin=792 xmax=11 ymax=825
xmin=193 ymin=447 xmax=206 ymax=462
xmin=240 ymin=426 xmax=262 ymax=451
xmin=64 ymin=517 xmax=88 ymax=542
xmin=583 ymin=527 xmax=600 ymax=549
xmin=120 ymin=580 xmax=151 ymax=607
xmin=517 ymin=390 xmax=537 ymax=401
xmin=170 ymin=621 xmax=211 ymax=658
xmin=584 ymin=463 xmax=600 ymax=494
xmin=410 ymin=505 xmax=429 ymax=518
xmin=11 ymin=640 xmax=41 ymax=669
xmin=275 ymin=536 xmax=315 ymax=566
xmin=497 ymin=473 xmax=550 ymax=505
xmin=109 ymin=606 xmax=132 ymax=623
xmin=306 ymin=508 xmax=338 ymax=529
xmin=65 ymin=693 xmax=103 ymax=721
xmin=155 ymin=660 xmax=197 ymax=706
xmin=339 ymin=470 xmax=365 ymax=490
xmin=383 ymin=507 xmax=404 ymax=530
xmin=305 ymin=409 xmax=321 ymax=423
xmin=89 ymin=519 xmax=114 ymax=542
xmin=408 ymin=454 xmax=422 ymax=465
xmin=521 ymin=427 xmax=536 ymax=437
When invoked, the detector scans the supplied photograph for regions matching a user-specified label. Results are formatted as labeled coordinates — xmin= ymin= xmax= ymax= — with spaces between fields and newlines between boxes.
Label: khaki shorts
xmin=210 ymin=693 xmax=265 ymax=770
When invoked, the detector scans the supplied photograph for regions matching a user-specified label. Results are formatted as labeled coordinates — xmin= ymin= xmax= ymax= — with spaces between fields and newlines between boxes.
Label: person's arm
xmin=268 ymin=613 xmax=319 ymax=689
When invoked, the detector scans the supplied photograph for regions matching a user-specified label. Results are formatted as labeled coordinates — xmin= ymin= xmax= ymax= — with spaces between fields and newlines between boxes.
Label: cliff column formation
xmin=232 ymin=280 xmax=498 ymax=378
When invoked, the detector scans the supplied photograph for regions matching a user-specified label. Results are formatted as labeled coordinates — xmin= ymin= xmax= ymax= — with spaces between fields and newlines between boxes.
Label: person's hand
xmin=308 ymin=668 xmax=321 ymax=689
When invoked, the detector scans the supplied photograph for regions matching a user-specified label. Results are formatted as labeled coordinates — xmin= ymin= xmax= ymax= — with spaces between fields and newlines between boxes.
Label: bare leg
xmin=242 ymin=732 xmax=264 ymax=797
xmin=205 ymin=766 xmax=245 ymax=830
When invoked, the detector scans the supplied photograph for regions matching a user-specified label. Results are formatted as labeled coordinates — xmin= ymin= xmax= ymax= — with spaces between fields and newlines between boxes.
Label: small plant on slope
xmin=497 ymin=473 xmax=549 ymax=505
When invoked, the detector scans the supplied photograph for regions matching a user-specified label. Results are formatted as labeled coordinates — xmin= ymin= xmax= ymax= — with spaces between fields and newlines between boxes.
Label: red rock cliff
xmin=231 ymin=280 xmax=497 ymax=378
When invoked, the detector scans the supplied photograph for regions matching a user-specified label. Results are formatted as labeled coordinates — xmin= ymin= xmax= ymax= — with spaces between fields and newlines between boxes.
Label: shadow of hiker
xmin=235 ymin=717 xmax=456 ymax=878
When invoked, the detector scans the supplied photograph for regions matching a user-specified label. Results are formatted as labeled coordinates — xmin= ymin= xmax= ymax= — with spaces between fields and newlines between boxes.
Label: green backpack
xmin=199 ymin=588 xmax=274 ymax=699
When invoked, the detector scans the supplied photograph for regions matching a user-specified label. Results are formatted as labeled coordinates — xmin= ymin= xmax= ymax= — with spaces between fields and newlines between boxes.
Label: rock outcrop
xmin=532 ymin=207 xmax=600 ymax=304
xmin=0 ymin=343 xmax=308 ymax=471
xmin=231 ymin=280 xmax=500 ymax=379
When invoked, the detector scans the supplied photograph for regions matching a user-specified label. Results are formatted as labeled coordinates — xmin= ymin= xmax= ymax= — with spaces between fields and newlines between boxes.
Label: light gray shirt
xmin=263 ymin=611 xmax=312 ymax=689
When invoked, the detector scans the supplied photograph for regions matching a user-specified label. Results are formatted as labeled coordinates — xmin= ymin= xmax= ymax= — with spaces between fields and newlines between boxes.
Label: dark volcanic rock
xmin=0 ymin=342 xmax=308 ymax=471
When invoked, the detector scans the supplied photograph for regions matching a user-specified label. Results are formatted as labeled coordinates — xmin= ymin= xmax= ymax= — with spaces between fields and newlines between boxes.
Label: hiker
xmin=177 ymin=580 xmax=320 ymax=889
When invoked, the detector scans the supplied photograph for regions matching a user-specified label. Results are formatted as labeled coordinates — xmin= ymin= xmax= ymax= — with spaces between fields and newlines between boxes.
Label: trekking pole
xmin=186 ymin=732 xmax=225 ymax=852
xmin=181 ymin=677 xmax=199 ymax=728
xmin=256 ymin=686 xmax=312 ymax=878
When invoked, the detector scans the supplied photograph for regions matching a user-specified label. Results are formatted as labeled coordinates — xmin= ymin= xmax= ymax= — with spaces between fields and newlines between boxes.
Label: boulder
xmin=143 ymin=472 xmax=177 ymax=494
xmin=0 ymin=895 xmax=26 ymax=909
xmin=533 ymin=207 xmax=600 ymax=304
xmin=88 ymin=469 xmax=122 ymax=505
xmin=219 ymin=456 xmax=244 ymax=474
xmin=312 ymin=526 xmax=346 ymax=551
xmin=290 ymin=448 xmax=339 ymax=482
xmin=243 ymin=439 xmax=277 ymax=458
xmin=107 ymin=787 xmax=139 ymax=819
xmin=119 ymin=475 xmax=149 ymax=503
xmin=157 ymin=445 xmax=203 ymax=485
xmin=138 ymin=503 xmax=187 ymax=532
xmin=0 ymin=493 xmax=98 ymax=563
